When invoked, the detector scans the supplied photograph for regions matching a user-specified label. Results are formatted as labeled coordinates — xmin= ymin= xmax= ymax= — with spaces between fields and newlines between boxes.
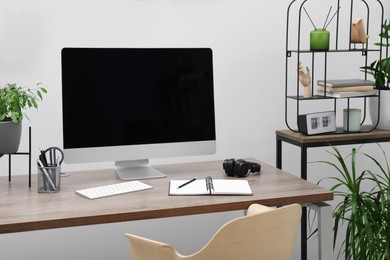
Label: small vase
xmin=369 ymin=89 xmax=390 ymax=130
xmin=0 ymin=120 xmax=22 ymax=157
xmin=310 ymin=29 xmax=330 ymax=51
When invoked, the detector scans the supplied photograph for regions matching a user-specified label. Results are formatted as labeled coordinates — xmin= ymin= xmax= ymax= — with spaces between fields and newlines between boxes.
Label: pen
xmin=178 ymin=178 xmax=197 ymax=189
xmin=37 ymin=159 xmax=57 ymax=191
xmin=39 ymin=146 xmax=48 ymax=167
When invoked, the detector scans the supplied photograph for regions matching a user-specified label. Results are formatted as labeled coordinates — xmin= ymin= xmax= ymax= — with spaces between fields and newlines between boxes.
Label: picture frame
xmin=298 ymin=111 xmax=336 ymax=135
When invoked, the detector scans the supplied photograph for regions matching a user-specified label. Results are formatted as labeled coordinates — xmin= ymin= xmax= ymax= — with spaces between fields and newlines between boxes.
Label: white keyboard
xmin=76 ymin=181 xmax=153 ymax=199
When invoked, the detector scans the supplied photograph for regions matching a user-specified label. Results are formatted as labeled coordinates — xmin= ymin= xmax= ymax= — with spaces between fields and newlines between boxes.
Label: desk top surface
xmin=0 ymin=159 xmax=332 ymax=234
xmin=276 ymin=128 xmax=390 ymax=145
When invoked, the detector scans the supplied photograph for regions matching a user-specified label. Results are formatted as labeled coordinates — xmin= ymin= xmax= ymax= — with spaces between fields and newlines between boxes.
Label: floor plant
xmin=318 ymin=144 xmax=389 ymax=260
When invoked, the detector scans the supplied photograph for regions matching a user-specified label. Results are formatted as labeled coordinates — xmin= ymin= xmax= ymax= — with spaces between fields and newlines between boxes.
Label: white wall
xmin=0 ymin=0 xmax=389 ymax=259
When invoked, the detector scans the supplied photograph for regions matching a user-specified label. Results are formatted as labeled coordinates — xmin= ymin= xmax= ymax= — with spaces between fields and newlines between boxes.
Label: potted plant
xmin=361 ymin=19 xmax=390 ymax=88
xmin=317 ymin=145 xmax=389 ymax=259
xmin=360 ymin=20 xmax=390 ymax=129
xmin=0 ymin=83 xmax=47 ymax=157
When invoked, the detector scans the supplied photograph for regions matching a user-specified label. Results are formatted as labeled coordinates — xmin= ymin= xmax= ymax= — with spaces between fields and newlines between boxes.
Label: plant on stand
xmin=317 ymin=145 xmax=389 ymax=259
xmin=0 ymin=83 xmax=47 ymax=157
xmin=360 ymin=20 xmax=390 ymax=129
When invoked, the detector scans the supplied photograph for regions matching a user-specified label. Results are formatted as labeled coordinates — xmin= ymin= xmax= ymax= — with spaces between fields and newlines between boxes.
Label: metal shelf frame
xmin=285 ymin=0 xmax=385 ymax=135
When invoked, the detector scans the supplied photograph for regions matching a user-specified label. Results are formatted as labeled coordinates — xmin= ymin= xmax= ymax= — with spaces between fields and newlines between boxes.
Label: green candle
xmin=310 ymin=29 xmax=330 ymax=51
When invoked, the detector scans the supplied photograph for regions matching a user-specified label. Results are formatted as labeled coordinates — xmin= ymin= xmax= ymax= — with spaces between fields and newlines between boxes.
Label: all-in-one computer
xmin=61 ymin=48 xmax=216 ymax=180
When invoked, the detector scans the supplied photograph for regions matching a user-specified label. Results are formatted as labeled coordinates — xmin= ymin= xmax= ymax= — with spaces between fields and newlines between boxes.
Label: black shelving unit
xmin=284 ymin=1 xmax=384 ymax=259
xmin=285 ymin=0 xmax=384 ymax=134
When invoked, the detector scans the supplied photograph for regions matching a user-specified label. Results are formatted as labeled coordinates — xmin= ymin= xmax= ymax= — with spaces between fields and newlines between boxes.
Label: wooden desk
xmin=276 ymin=128 xmax=390 ymax=179
xmin=0 ymin=159 xmax=333 ymax=258
xmin=276 ymin=129 xmax=390 ymax=206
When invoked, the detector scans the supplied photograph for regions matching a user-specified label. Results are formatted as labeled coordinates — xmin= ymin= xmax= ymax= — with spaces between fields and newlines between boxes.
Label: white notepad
xmin=169 ymin=178 xmax=253 ymax=196
xmin=76 ymin=181 xmax=153 ymax=199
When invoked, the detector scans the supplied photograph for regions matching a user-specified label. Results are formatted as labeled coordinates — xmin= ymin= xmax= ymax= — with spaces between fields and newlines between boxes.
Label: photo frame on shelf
xmin=298 ymin=111 xmax=336 ymax=135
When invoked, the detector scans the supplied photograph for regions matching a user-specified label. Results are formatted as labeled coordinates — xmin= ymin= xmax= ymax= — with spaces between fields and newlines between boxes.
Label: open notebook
xmin=169 ymin=177 xmax=253 ymax=196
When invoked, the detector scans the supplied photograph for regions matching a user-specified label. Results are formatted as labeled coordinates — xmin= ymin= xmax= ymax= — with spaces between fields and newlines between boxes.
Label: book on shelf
xmin=317 ymin=85 xmax=374 ymax=92
xmin=317 ymin=79 xmax=375 ymax=87
xmin=317 ymin=90 xmax=376 ymax=98
xmin=169 ymin=177 xmax=253 ymax=196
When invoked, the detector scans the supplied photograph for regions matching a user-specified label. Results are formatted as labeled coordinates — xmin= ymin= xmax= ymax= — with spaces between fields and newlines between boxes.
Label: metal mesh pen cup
xmin=38 ymin=165 xmax=61 ymax=193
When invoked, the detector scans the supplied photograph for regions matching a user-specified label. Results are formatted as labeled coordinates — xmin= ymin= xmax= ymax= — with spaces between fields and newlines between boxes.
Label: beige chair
xmin=125 ymin=203 xmax=302 ymax=260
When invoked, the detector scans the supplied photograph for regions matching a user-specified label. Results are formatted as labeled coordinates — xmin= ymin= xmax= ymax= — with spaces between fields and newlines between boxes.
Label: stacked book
xmin=317 ymin=79 xmax=376 ymax=98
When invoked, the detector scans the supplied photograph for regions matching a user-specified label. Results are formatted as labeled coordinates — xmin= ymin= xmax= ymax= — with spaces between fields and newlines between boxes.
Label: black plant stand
xmin=6 ymin=126 xmax=32 ymax=187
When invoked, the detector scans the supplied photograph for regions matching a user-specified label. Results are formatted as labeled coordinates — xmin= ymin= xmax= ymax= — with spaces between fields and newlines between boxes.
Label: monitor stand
xmin=115 ymin=159 xmax=166 ymax=181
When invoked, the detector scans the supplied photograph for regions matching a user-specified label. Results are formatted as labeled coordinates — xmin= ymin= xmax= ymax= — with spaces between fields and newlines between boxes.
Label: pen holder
xmin=38 ymin=165 xmax=61 ymax=193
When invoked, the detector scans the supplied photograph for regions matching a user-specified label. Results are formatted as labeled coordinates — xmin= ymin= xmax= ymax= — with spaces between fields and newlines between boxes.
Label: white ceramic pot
xmin=369 ymin=89 xmax=390 ymax=130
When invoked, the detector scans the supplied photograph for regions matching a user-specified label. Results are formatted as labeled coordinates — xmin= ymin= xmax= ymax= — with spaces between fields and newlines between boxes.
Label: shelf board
xmin=287 ymin=94 xmax=378 ymax=100
xmin=276 ymin=126 xmax=390 ymax=144
xmin=287 ymin=48 xmax=380 ymax=54
xmin=287 ymin=95 xmax=329 ymax=100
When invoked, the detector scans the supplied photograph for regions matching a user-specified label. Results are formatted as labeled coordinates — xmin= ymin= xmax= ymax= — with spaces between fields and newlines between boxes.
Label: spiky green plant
xmin=318 ymin=145 xmax=389 ymax=259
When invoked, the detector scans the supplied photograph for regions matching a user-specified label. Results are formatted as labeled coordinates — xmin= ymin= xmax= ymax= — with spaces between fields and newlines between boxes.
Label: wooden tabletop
xmin=276 ymin=128 xmax=390 ymax=145
xmin=0 ymin=159 xmax=333 ymax=234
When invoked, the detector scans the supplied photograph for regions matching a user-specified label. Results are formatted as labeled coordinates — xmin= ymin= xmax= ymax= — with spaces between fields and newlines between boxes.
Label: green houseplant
xmin=317 ymin=145 xmax=389 ymax=259
xmin=360 ymin=20 xmax=390 ymax=89
xmin=360 ymin=20 xmax=390 ymax=129
xmin=0 ymin=83 xmax=47 ymax=157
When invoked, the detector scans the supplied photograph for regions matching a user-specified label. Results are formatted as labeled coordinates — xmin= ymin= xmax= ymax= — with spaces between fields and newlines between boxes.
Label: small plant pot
xmin=0 ymin=120 xmax=22 ymax=157
xmin=369 ymin=89 xmax=390 ymax=130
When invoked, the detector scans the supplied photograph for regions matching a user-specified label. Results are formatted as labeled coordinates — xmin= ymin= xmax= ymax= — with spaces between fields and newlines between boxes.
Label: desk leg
xmin=301 ymin=146 xmax=308 ymax=260
xmin=301 ymin=146 xmax=307 ymax=180
xmin=276 ymin=137 xmax=282 ymax=169
xmin=276 ymin=138 xmax=310 ymax=260
xmin=308 ymin=202 xmax=333 ymax=260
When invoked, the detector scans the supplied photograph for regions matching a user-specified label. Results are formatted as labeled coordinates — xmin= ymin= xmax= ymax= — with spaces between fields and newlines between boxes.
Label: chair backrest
xmin=125 ymin=203 xmax=302 ymax=260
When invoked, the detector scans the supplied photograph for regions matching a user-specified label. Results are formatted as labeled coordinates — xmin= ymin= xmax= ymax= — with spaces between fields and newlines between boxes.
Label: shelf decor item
xmin=0 ymin=83 xmax=47 ymax=157
xmin=310 ymin=28 xmax=330 ymax=51
xmin=298 ymin=62 xmax=312 ymax=98
xmin=304 ymin=6 xmax=340 ymax=51
xmin=298 ymin=111 xmax=336 ymax=135
xmin=351 ymin=18 xmax=368 ymax=45
xmin=343 ymin=108 xmax=361 ymax=132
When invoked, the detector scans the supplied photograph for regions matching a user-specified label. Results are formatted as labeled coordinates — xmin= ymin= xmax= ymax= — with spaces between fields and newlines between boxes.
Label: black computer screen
xmin=61 ymin=48 xmax=216 ymax=150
